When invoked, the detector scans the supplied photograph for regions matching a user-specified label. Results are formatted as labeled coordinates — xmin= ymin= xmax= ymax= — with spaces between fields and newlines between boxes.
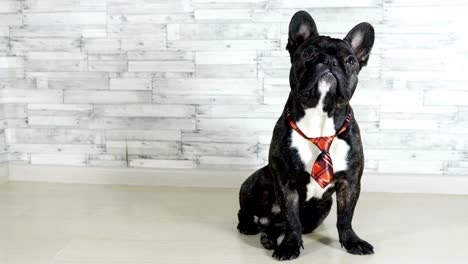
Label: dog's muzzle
xmin=320 ymin=72 xmax=337 ymax=88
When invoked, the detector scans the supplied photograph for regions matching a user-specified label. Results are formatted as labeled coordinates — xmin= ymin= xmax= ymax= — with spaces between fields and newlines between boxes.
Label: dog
xmin=237 ymin=11 xmax=375 ymax=260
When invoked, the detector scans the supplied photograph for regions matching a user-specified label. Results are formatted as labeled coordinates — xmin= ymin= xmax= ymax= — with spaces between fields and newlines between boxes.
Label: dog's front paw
xmin=272 ymin=234 xmax=302 ymax=261
xmin=340 ymin=238 xmax=374 ymax=255
xmin=272 ymin=243 xmax=301 ymax=261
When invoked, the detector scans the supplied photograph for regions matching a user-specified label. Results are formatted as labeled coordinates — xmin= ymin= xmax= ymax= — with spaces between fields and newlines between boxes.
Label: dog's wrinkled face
xmin=286 ymin=11 xmax=375 ymax=112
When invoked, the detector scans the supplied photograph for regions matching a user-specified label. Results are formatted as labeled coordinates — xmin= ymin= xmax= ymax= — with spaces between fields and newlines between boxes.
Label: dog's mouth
xmin=325 ymin=71 xmax=353 ymax=108
xmin=320 ymin=71 xmax=350 ymax=108
xmin=319 ymin=72 xmax=337 ymax=88
xmin=299 ymin=71 xmax=343 ymax=104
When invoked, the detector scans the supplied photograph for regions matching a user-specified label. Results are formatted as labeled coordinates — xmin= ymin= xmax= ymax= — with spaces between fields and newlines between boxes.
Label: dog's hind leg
xmin=260 ymin=229 xmax=282 ymax=250
xmin=237 ymin=174 xmax=259 ymax=235
xmin=237 ymin=211 xmax=259 ymax=235
xmin=237 ymin=166 xmax=271 ymax=235
xmin=259 ymin=215 xmax=286 ymax=250
xmin=300 ymin=197 xmax=333 ymax=234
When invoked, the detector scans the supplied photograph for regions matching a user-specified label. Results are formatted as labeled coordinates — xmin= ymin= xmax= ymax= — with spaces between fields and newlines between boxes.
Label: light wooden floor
xmin=0 ymin=182 xmax=467 ymax=264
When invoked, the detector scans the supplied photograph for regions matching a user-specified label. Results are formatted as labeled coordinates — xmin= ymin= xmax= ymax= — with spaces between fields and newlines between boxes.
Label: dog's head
xmin=286 ymin=11 xmax=374 ymax=112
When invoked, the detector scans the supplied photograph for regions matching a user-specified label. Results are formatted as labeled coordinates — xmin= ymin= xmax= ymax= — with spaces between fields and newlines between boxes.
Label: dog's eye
xmin=302 ymin=48 xmax=316 ymax=59
xmin=346 ymin=56 xmax=356 ymax=67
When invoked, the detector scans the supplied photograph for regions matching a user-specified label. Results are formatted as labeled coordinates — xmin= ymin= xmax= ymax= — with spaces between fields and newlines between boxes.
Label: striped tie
xmin=287 ymin=107 xmax=352 ymax=188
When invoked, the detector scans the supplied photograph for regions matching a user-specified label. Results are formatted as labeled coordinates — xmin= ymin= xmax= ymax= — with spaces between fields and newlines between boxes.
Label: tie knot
xmin=311 ymin=137 xmax=333 ymax=152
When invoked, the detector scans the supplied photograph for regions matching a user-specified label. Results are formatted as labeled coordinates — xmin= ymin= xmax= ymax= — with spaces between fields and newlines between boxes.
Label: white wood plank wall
xmin=0 ymin=0 xmax=467 ymax=176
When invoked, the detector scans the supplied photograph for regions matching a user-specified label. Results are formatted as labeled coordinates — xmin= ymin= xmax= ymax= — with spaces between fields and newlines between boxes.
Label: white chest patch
xmin=290 ymin=80 xmax=350 ymax=200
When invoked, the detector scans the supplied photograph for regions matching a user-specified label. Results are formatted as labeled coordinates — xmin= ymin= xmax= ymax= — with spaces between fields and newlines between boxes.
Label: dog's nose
xmin=324 ymin=56 xmax=337 ymax=67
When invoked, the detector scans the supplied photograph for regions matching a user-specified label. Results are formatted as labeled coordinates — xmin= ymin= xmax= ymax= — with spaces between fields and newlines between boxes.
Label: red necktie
xmin=286 ymin=107 xmax=352 ymax=188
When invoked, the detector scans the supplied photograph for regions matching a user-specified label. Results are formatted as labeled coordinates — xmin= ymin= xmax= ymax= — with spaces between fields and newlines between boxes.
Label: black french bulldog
xmin=237 ymin=11 xmax=375 ymax=260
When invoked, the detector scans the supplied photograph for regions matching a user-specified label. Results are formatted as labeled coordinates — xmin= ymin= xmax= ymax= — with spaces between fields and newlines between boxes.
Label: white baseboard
xmin=7 ymin=163 xmax=468 ymax=195
xmin=0 ymin=162 xmax=8 ymax=183
xmin=8 ymin=163 xmax=246 ymax=188
xmin=361 ymin=173 xmax=468 ymax=195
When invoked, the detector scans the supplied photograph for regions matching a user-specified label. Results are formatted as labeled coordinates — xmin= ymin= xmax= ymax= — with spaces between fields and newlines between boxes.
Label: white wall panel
xmin=0 ymin=0 xmax=465 ymax=177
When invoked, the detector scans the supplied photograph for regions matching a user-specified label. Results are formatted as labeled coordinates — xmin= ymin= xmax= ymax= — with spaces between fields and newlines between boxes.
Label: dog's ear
xmin=344 ymin=22 xmax=375 ymax=67
xmin=286 ymin=11 xmax=318 ymax=55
